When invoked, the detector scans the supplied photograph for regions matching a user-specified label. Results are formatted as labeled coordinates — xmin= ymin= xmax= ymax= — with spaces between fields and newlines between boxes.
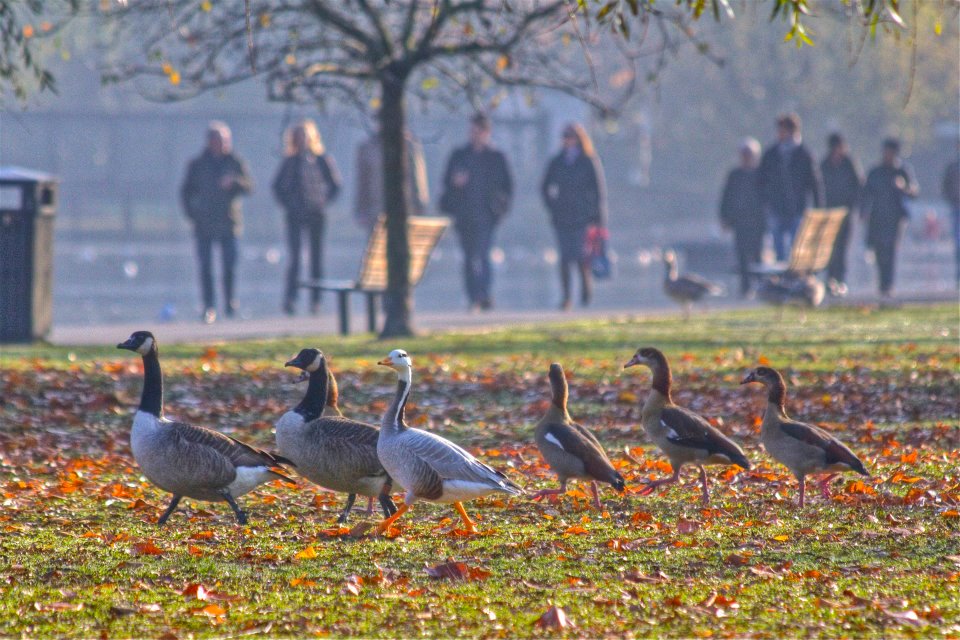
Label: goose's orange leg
xmin=375 ymin=503 xmax=409 ymax=534
xmin=453 ymin=502 xmax=478 ymax=533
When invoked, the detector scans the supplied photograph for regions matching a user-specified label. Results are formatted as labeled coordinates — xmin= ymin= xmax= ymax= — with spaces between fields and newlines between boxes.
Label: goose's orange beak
xmin=377 ymin=358 xmax=393 ymax=366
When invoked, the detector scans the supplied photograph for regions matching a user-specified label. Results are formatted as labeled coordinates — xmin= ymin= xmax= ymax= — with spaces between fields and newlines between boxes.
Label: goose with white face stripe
xmin=374 ymin=349 xmax=522 ymax=534
xmin=276 ymin=348 xmax=397 ymax=523
xmin=117 ymin=331 xmax=293 ymax=525
xmin=532 ymin=364 xmax=625 ymax=509
xmin=624 ymin=347 xmax=751 ymax=506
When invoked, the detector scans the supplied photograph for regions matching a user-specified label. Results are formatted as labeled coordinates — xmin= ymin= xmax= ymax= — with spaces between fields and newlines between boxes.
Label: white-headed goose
xmin=117 ymin=331 xmax=292 ymax=525
xmin=624 ymin=347 xmax=750 ymax=506
xmin=663 ymin=250 xmax=724 ymax=320
xmin=375 ymin=349 xmax=522 ymax=534
xmin=532 ymin=364 xmax=625 ymax=509
xmin=277 ymin=349 xmax=397 ymax=523
xmin=741 ymin=366 xmax=869 ymax=506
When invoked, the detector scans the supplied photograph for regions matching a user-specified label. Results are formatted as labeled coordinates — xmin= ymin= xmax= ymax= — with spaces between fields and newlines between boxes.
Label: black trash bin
xmin=0 ymin=167 xmax=58 ymax=343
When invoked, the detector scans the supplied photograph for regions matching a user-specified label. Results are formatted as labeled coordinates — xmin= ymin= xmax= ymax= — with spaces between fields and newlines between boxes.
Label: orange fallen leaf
xmin=131 ymin=540 xmax=164 ymax=556
xmin=295 ymin=546 xmax=318 ymax=560
xmin=182 ymin=583 xmax=209 ymax=601
xmin=425 ymin=561 xmax=492 ymax=582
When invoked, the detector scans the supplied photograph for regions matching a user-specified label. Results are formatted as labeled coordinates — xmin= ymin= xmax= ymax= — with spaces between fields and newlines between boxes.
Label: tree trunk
xmin=378 ymin=69 xmax=413 ymax=338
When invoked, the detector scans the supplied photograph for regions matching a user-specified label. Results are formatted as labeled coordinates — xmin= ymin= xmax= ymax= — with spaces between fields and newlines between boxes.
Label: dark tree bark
xmin=378 ymin=64 xmax=413 ymax=338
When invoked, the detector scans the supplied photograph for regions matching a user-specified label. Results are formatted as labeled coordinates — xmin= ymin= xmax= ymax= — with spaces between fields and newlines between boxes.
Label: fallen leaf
xmin=181 ymin=583 xmax=209 ymax=601
xmin=533 ymin=605 xmax=575 ymax=629
xmin=295 ymin=546 xmax=318 ymax=560
xmin=425 ymin=561 xmax=492 ymax=582
xmin=131 ymin=540 xmax=164 ymax=556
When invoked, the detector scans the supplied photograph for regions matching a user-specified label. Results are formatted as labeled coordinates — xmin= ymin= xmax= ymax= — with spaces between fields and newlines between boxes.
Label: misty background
xmin=2 ymin=4 xmax=957 ymax=326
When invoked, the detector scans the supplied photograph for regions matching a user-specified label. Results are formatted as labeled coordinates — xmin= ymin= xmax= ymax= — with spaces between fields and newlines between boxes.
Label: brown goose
xmin=374 ymin=349 xmax=522 ymax=534
xmin=117 ymin=331 xmax=293 ymax=525
xmin=663 ymin=250 xmax=724 ymax=320
xmin=277 ymin=349 xmax=397 ymax=523
xmin=741 ymin=366 xmax=869 ymax=506
xmin=623 ymin=347 xmax=750 ymax=506
xmin=532 ymin=364 xmax=625 ymax=509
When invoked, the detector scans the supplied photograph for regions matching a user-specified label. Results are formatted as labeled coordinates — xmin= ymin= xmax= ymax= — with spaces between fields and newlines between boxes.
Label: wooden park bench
xmin=299 ymin=215 xmax=450 ymax=335
xmin=748 ymin=207 xmax=848 ymax=307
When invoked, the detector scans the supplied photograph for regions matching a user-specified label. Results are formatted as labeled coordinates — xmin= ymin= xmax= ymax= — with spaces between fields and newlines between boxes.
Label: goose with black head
xmin=117 ymin=331 xmax=293 ymax=525
xmin=277 ymin=348 xmax=397 ymax=523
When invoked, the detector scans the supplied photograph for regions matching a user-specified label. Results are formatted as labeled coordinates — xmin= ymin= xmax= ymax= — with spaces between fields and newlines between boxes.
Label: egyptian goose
xmin=117 ymin=331 xmax=292 ymax=525
xmin=532 ymin=364 xmax=625 ymax=509
xmin=623 ymin=347 xmax=750 ymax=505
xmin=277 ymin=349 xmax=397 ymax=523
xmin=741 ymin=366 xmax=869 ymax=506
xmin=663 ymin=250 xmax=724 ymax=319
xmin=375 ymin=349 xmax=522 ymax=534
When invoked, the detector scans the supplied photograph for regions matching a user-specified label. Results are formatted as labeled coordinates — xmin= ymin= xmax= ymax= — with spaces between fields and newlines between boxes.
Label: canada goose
xmin=741 ymin=366 xmax=869 ymax=506
xmin=623 ymin=347 xmax=750 ymax=506
xmin=663 ymin=250 xmax=724 ymax=320
xmin=117 ymin=331 xmax=292 ymax=525
xmin=532 ymin=364 xmax=625 ymax=509
xmin=374 ymin=349 xmax=522 ymax=534
xmin=277 ymin=348 xmax=397 ymax=523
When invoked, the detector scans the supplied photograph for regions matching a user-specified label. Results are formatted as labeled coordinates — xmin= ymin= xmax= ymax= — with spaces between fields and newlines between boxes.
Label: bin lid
xmin=0 ymin=166 xmax=59 ymax=183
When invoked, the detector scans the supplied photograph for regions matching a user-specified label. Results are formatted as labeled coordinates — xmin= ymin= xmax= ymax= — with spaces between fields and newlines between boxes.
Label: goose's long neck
xmin=547 ymin=369 xmax=570 ymax=422
xmin=139 ymin=351 xmax=164 ymax=418
xmin=766 ymin=379 xmax=787 ymax=417
xmin=651 ymin=363 xmax=673 ymax=404
xmin=295 ymin=361 xmax=328 ymax=422
xmin=383 ymin=366 xmax=411 ymax=433
xmin=665 ymin=260 xmax=677 ymax=282
xmin=326 ymin=369 xmax=342 ymax=416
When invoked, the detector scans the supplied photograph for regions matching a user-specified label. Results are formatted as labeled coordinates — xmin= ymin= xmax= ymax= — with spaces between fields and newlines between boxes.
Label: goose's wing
xmin=779 ymin=419 xmax=868 ymax=475
xmin=660 ymin=407 xmax=751 ymax=469
xmin=172 ymin=421 xmax=292 ymax=480
xmin=542 ymin=422 xmax=619 ymax=484
xmin=398 ymin=429 xmax=521 ymax=494
xmin=306 ymin=417 xmax=386 ymax=479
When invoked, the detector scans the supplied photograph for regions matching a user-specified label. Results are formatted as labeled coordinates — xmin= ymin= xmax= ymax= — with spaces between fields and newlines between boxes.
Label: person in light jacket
xmin=272 ymin=119 xmax=341 ymax=316
xmin=541 ymin=123 xmax=607 ymax=310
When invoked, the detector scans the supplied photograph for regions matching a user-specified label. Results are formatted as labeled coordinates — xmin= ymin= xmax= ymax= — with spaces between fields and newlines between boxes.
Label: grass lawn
xmin=0 ymin=304 xmax=958 ymax=638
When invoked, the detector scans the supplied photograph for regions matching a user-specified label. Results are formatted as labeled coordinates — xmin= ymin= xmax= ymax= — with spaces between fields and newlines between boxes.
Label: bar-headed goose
xmin=741 ymin=366 xmax=869 ymax=506
xmin=374 ymin=349 xmax=522 ymax=534
xmin=277 ymin=348 xmax=397 ymax=523
xmin=532 ymin=364 xmax=625 ymax=509
xmin=117 ymin=331 xmax=292 ymax=525
xmin=624 ymin=347 xmax=750 ymax=506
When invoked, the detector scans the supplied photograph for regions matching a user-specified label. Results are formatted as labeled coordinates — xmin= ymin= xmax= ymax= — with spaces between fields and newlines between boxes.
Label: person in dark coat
xmin=719 ymin=137 xmax=765 ymax=297
xmin=541 ymin=123 xmax=607 ymax=310
xmin=758 ymin=113 xmax=824 ymax=261
xmin=180 ymin=121 xmax=253 ymax=324
xmin=942 ymin=150 xmax=960 ymax=286
xmin=861 ymin=138 xmax=919 ymax=302
xmin=272 ymin=119 xmax=341 ymax=316
xmin=439 ymin=113 xmax=513 ymax=311
xmin=820 ymin=132 xmax=864 ymax=297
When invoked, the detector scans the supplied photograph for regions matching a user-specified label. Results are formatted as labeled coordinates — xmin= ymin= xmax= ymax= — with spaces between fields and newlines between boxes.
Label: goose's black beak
xmin=117 ymin=338 xmax=136 ymax=350
xmin=284 ymin=359 xmax=299 ymax=368
xmin=623 ymin=354 xmax=641 ymax=369
xmin=740 ymin=371 xmax=757 ymax=385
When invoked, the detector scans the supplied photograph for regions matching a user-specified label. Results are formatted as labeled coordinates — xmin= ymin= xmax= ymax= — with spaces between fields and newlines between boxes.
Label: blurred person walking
xmin=180 ymin=121 xmax=253 ymax=324
xmin=861 ymin=138 xmax=918 ymax=303
xmin=439 ymin=113 xmax=513 ymax=311
xmin=942 ymin=150 xmax=960 ymax=286
xmin=272 ymin=119 xmax=342 ymax=316
xmin=718 ymin=137 xmax=765 ymax=298
xmin=353 ymin=122 xmax=429 ymax=230
xmin=758 ymin=114 xmax=824 ymax=261
xmin=541 ymin=123 xmax=607 ymax=310
xmin=820 ymin=132 xmax=863 ymax=297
